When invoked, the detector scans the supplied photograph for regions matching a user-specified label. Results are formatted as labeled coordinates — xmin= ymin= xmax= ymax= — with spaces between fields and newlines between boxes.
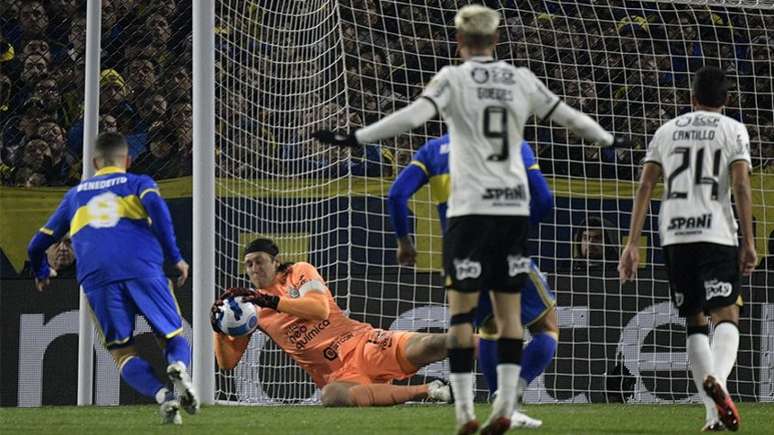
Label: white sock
xmin=155 ymin=387 xmax=170 ymax=404
xmin=515 ymin=377 xmax=528 ymax=405
xmin=711 ymin=322 xmax=739 ymax=390
xmin=449 ymin=373 xmax=475 ymax=425
xmin=687 ymin=333 xmax=717 ymax=422
xmin=491 ymin=364 xmax=521 ymax=419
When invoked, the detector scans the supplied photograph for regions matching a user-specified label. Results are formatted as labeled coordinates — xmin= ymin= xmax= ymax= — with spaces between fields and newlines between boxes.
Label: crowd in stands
xmin=0 ymin=0 xmax=192 ymax=187
xmin=338 ymin=0 xmax=774 ymax=180
xmin=1 ymin=0 xmax=773 ymax=187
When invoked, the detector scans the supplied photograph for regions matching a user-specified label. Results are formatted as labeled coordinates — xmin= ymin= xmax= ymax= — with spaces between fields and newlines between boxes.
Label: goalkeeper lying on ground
xmin=212 ymin=238 xmax=452 ymax=407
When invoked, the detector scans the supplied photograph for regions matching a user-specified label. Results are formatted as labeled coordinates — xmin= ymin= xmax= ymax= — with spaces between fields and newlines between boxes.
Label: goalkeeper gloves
xmin=245 ymin=291 xmax=280 ymax=311
xmin=312 ymin=129 xmax=360 ymax=147
xmin=210 ymin=288 xmax=257 ymax=333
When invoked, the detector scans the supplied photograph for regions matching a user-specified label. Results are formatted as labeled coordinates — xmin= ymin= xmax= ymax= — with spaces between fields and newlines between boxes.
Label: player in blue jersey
xmin=387 ymin=134 xmax=558 ymax=429
xmin=27 ymin=132 xmax=197 ymax=424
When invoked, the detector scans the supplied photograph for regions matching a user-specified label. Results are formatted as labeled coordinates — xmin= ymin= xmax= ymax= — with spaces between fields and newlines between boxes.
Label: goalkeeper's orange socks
xmin=165 ymin=335 xmax=191 ymax=368
xmin=119 ymin=355 xmax=165 ymax=400
xmin=349 ymin=384 xmax=429 ymax=406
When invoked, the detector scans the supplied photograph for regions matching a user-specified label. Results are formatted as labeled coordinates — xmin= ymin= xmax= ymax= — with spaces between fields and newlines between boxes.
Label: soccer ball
xmin=215 ymin=296 xmax=259 ymax=336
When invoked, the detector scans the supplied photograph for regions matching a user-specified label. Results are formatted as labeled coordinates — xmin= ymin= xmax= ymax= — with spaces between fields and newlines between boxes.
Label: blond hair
xmin=454 ymin=5 xmax=500 ymax=36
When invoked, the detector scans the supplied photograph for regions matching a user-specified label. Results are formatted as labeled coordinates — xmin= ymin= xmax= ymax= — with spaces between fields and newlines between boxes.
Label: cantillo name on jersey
xmin=644 ymin=110 xmax=752 ymax=247
xmin=421 ymin=57 xmax=559 ymax=218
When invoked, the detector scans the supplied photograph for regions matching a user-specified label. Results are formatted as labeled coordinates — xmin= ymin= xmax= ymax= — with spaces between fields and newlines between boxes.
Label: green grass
xmin=1 ymin=403 xmax=772 ymax=434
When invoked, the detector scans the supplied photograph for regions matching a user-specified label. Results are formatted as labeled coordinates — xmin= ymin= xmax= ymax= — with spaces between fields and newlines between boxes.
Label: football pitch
xmin=2 ymin=403 xmax=772 ymax=434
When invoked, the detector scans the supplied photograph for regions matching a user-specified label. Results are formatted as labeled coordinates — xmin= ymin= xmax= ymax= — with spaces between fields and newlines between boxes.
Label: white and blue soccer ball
xmin=215 ymin=296 xmax=259 ymax=337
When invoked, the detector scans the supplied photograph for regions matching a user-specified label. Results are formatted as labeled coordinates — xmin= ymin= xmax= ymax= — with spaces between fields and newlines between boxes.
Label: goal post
xmin=192 ymin=0 xmax=217 ymax=405
xmin=208 ymin=0 xmax=774 ymax=405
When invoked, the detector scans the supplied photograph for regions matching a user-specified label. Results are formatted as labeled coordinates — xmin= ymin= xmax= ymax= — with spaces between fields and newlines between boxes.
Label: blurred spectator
xmin=132 ymin=123 xmax=188 ymax=179
xmin=165 ymin=63 xmax=192 ymax=96
xmin=33 ymin=78 xmax=70 ymax=128
xmin=570 ymin=216 xmax=620 ymax=271
xmin=68 ymin=69 xmax=138 ymax=156
xmin=45 ymin=235 xmax=76 ymax=278
xmin=64 ymin=14 xmax=86 ymax=62
xmin=36 ymin=120 xmax=73 ymax=184
xmin=10 ymin=1 xmax=50 ymax=48
xmin=12 ymin=138 xmax=51 ymax=186
xmin=124 ymin=57 xmax=158 ymax=106
xmin=137 ymin=92 xmax=167 ymax=127
xmin=20 ymin=54 xmax=49 ymax=88
xmin=144 ymin=12 xmax=173 ymax=66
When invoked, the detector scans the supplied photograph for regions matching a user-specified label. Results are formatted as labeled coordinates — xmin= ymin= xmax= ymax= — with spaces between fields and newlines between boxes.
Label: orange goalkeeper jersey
xmin=215 ymin=262 xmax=372 ymax=387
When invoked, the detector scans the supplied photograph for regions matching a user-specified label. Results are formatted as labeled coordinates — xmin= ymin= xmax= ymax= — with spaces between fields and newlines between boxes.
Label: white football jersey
xmin=421 ymin=57 xmax=560 ymax=217
xmin=644 ymin=110 xmax=751 ymax=247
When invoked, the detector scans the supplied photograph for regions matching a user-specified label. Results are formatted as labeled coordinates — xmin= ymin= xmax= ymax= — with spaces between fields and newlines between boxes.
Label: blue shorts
xmin=84 ymin=277 xmax=183 ymax=349
xmin=475 ymin=262 xmax=555 ymax=328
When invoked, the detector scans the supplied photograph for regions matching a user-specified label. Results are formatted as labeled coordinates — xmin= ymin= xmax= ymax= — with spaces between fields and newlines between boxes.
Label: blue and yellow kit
xmin=386 ymin=135 xmax=556 ymax=326
xmin=27 ymin=166 xmax=185 ymax=347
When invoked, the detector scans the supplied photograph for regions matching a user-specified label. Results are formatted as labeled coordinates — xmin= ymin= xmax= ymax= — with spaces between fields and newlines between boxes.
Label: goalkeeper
xmin=387 ymin=134 xmax=557 ymax=429
xmin=212 ymin=238 xmax=452 ymax=407
xmin=26 ymin=132 xmax=196 ymax=424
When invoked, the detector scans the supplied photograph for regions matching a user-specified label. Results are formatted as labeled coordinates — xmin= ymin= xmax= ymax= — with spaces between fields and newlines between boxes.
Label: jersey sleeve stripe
xmin=299 ymin=279 xmax=326 ymax=297
xmin=528 ymin=163 xmax=540 ymax=171
xmin=39 ymin=227 xmax=54 ymax=235
xmin=410 ymin=160 xmax=430 ymax=176
xmin=728 ymin=158 xmax=752 ymax=167
xmin=139 ymin=188 xmax=161 ymax=199
xmin=642 ymin=159 xmax=662 ymax=167
xmin=419 ymin=95 xmax=440 ymax=117
xmin=539 ymin=100 xmax=562 ymax=122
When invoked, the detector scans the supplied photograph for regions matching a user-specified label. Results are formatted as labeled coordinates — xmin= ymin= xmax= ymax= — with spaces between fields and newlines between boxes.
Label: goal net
xmin=213 ymin=0 xmax=774 ymax=404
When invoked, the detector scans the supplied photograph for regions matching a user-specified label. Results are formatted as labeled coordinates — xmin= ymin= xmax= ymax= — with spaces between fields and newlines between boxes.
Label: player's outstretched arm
xmin=547 ymin=102 xmax=627 ymax=147
xmin=522 ymin=141 xmax=553 ymax=224
xmin=731 ymin=161 xmax=757 ymax=275
xmin=387 ymin=163 xmax=429 ymax=266
xmin=313 ymin=98 xmax=437 ymax=147
xmin=619 ymin=162 xmax=661 ymax=282
xmin=27 ymin=193 xmax=71 ymax=291
xmin=139 ymin=182 xmax=188 ymax=286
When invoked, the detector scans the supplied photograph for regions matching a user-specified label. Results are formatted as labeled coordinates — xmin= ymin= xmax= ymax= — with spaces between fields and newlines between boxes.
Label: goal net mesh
xmin=213 ymin=0 xmax=774 ymax=404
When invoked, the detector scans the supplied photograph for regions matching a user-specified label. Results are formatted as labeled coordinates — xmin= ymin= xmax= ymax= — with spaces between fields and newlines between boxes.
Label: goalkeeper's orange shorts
xmin=328 ymin=329 xmax=418 ymax=385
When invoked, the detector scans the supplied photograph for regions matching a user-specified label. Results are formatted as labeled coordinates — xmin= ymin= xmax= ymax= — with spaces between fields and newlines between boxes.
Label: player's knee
xmin=109 ymin=345 xmax=138 ymax=368
xmin=709 ymin=304 xmax=739 ymax=324
xmin=479 ymin=317 xmax=498 ymax=339
xmin=529 ymin=307 xmax=559 ymax=338
xmin=423 ymin=334 xmax=448 ymax=359
xmin=321 ymin=383 xmax=353 ymax=407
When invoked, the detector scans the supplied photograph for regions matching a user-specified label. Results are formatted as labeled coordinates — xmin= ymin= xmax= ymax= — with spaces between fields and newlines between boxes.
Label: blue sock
xmin=478 ymin=337 xmax=498 ymax=393
xmin=120 ymin=356 xmax=165 ymax=398
xmin=165 ymin=335 xmax=192 ymax=368
xmin=520 ymin=332 xmax=558 ymax=384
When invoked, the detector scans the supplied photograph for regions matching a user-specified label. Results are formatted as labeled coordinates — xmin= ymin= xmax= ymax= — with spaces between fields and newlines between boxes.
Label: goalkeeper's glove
xmin=312 ymin=129 xmax=360 ymax=147
xmin=245 ymin=291 xmax=280 ymax=311
xmin=210 ymin=287 xmax=257 ymax=333
xmin=609 ymin=135 xmax=634 ymax=148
